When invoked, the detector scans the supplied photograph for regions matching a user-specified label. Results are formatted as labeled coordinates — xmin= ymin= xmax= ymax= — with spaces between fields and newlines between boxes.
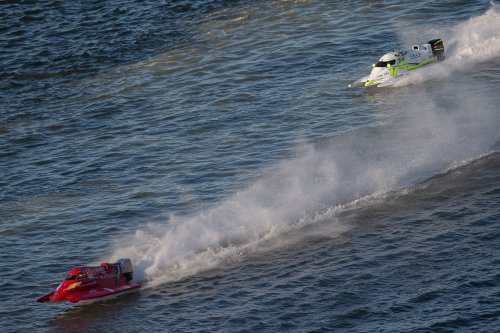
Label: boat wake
xmin=110 ymin=5 xmax=500 ymax=287
xmin=391 ymin=3 xmax=500 ymax=87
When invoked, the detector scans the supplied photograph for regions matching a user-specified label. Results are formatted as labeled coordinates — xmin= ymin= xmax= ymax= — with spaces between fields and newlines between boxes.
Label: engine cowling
xmin=428 ymin=39 xmax=445 ymax=61
xmin=117 ymin=258 xmax=133 ymax=281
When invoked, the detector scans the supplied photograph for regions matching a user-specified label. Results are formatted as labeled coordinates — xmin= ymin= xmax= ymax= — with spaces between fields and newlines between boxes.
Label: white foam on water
xmin=110 ymin=5 xmax=500 ymax=287
xmin=393 ymin=3 xmax=500 ymax=87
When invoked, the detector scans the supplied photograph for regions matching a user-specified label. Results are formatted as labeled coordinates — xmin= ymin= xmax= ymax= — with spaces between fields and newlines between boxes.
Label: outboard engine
xmin=117 ymin=258 xmax=133 ymax=281
xmin=428 ymin=39 xmax=445 ymax=61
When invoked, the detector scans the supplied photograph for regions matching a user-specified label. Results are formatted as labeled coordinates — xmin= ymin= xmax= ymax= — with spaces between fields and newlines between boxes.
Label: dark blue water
xmin=1 ymin=1 xmax=499 ymax=332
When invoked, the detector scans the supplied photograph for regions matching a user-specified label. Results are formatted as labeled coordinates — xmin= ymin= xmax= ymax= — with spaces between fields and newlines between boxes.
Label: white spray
xmin=111 ymin=6 xmax=500 ymax=287
xmin=393 ymin=3 xmax=500 ymax=87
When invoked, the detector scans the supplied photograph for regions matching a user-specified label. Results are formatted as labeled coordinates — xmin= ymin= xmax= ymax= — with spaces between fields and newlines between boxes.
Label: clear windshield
xmin=65 ymin=273 xmax=86 ymax=280
xmin=376 ymin=59 xmax=396 ymax=67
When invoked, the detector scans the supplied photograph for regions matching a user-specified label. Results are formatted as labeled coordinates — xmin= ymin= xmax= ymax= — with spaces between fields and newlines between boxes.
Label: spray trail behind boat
xmin=392 ymin=3 xmax=500 ymax=87
xmin=110 ymin=5 xmax=500 ymax=287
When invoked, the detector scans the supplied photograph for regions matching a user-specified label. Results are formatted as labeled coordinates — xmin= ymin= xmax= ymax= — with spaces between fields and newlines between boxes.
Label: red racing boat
xmin=36 ymin=258 xmax=140 ymax=303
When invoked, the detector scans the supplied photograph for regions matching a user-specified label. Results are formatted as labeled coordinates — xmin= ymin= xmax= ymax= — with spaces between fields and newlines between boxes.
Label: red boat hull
xmin=67 ymin=282 xmax=141 ymax=303
xmin=36 ymin=282 xmax=140 ymax=303
xmin=36 ymin=259 xmax=141 ymax=303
